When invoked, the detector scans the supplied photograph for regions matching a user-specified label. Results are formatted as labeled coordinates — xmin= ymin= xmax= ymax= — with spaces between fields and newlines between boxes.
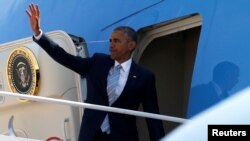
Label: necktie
xmin=101 ymin=65 xmax=122 ymax=133
xmin=107 ymin=65 xmax=122 ymax=105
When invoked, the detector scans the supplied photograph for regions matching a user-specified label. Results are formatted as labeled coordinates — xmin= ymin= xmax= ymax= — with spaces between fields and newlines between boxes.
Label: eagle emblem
xmin=16 ymin=62 xmax=30 ymax=88
xmin=7 ymin=47 xmax=40 ymax=101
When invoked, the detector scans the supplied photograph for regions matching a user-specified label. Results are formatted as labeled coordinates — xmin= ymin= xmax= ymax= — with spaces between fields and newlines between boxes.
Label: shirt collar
xmin=114 ymin=58 xmax=132 ymax=72
xmin=211 ymin=81 xmax=223 ymax=96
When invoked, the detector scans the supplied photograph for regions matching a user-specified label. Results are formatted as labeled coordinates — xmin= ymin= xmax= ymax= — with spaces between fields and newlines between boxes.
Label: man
xmin=187 ymin=61 xmax=239 ymax=118
xmin=26 ymin=3 xmax=164 ymax=141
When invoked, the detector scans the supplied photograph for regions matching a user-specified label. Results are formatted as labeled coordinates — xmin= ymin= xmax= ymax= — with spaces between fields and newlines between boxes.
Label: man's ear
xmin=129 ymin=41 xmax=136 ymax=51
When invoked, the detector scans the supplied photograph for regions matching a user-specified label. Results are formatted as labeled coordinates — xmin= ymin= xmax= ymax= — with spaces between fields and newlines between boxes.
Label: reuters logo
xmin=7 ymin=47 xmax=40 ymax=102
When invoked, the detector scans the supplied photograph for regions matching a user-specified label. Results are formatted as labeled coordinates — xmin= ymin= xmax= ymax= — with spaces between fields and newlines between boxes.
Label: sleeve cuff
xmin=33 ymin=30 xmax=43 ymax=40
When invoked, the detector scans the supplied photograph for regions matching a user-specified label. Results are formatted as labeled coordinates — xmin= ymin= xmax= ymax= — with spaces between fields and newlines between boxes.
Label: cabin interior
xmin=134 ymin=14 xmax=201 ymax=140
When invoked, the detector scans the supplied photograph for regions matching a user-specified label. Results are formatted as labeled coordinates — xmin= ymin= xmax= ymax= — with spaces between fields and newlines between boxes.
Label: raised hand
xmin=26 ymin=3 xmax=41 ymax=36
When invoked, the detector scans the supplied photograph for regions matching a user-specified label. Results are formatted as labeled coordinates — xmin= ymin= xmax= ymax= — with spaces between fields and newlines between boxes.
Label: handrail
xmin=0 ymin=91 xmax=188 ymax=123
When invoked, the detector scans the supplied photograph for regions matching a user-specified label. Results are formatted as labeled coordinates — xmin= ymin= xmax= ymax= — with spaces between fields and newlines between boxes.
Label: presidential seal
xmin=7 ymin=47 xmax=40 ymax=102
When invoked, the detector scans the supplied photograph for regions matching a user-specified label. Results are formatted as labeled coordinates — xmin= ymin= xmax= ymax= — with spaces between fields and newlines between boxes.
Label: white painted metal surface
xmin=161 ymin=87 xmax=250 ymax=141
xmin=0 ymin=31 xmax=82 ymax=141
xmin=0 ymin=134 xmax=42 ymax=141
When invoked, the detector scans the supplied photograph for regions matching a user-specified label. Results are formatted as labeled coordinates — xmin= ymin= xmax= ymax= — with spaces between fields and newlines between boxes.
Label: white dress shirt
xmin=34 ymin=30 xmax=43 ymax=40
xmin=101 ymin=59 xmax=132 ymax=133
xmin=111 ymin=59 xmax=132 ymax=98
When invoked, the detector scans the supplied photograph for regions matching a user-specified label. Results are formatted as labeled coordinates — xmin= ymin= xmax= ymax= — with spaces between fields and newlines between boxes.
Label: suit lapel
xmin=100 ymin=57 xmax=114 ymax=105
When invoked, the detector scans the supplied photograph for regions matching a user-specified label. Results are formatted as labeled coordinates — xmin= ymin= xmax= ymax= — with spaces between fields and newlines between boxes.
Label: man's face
xmin=109 ymin=30 xmax=136 ymax=63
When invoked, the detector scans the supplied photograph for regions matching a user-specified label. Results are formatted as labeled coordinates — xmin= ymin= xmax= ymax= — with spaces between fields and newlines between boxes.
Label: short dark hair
xmin=113 ymin=26 xmax=137 ymax=43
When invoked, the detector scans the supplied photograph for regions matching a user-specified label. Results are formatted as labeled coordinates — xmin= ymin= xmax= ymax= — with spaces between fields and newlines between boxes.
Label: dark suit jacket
xmin=34 ymin=34 xmax=164 ymax=141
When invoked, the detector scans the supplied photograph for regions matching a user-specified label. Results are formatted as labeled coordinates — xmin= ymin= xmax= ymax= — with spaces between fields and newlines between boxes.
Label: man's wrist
xmin=34 ymin=29 xmax=43 ymax=40
xmin=34 ymin=29 xmax=41 ymax=36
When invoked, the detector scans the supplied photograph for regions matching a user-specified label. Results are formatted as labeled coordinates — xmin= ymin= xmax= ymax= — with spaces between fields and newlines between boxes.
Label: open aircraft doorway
xmin=133 ymin=14 xmax=202 ymax=140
